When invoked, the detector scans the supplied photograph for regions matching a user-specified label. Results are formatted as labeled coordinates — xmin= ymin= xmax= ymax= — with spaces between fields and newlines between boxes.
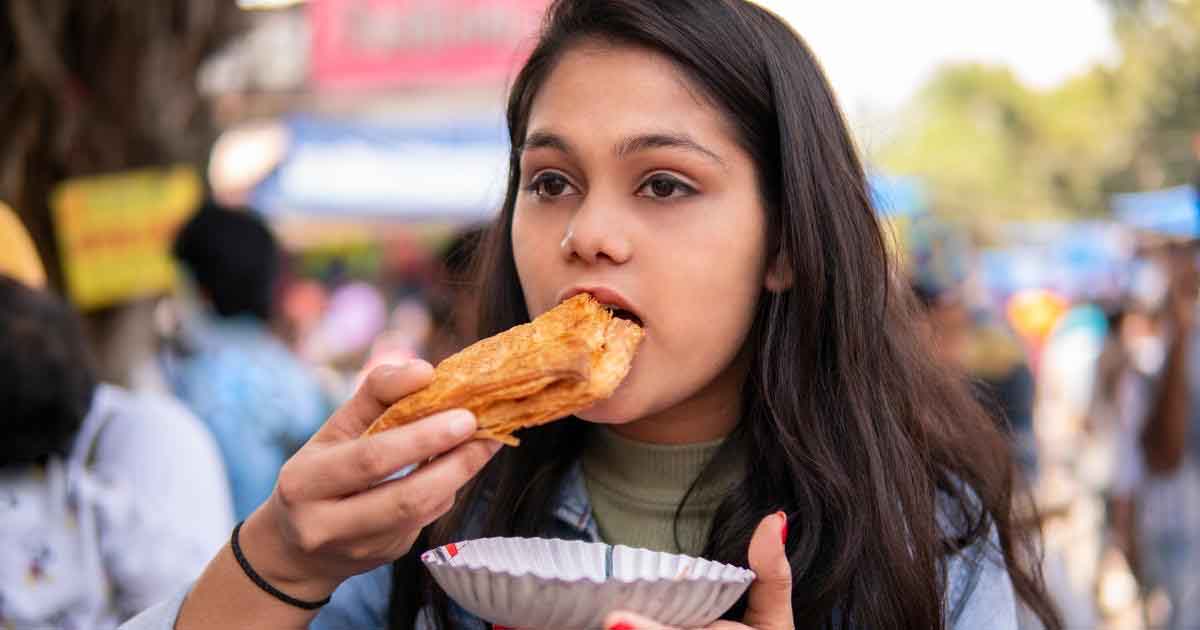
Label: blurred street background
xmin=3 ymin=1 xmax=1200 ymax=628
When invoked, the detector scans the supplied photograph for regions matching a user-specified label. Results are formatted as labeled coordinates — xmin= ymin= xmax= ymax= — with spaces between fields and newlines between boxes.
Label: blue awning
xmin=250 ymin=115 xmax=509 ymax=220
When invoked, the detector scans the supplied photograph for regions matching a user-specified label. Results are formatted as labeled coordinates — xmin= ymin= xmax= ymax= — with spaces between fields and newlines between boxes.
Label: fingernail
xmin=608 ymin=622 xmax=635 ymax=630
xmin=777 ymin=511 xmax=788 ymax=545
xmin=447 ymin=411 xmax=476 ymax=438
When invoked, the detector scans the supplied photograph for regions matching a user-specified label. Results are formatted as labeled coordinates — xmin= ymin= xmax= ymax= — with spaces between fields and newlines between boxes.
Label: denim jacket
xmin=122 ymin=463 xmax=1018 ymax=630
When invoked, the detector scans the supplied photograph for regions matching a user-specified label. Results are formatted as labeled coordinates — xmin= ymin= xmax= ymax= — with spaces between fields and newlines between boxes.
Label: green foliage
xmin=878 ymin=0 xmax=1200 ymax=220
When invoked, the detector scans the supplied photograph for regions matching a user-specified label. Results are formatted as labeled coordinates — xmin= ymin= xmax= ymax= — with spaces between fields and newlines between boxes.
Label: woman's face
xmin=512 ymin=41 xmax=783 ymax=435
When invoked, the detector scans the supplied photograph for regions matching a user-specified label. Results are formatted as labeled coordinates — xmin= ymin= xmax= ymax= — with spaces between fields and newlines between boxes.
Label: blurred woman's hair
xmin=438 ymin=225 xmax=488 ymax=283
xmin=391 ymin=1 xmax=1061 ymax=628
xmin=0 ymin=275 xmax=98 ymax=466
xmin=428 ymin=224 xmax=488 ymax=328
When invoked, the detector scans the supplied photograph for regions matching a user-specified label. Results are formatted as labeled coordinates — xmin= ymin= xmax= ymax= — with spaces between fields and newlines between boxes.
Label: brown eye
xmin=651 ymin=178 xmax=676 ymax=197
xmin=637 ymin=174 xmax=695 ymax=200
xmin=544 ymin=177 xmax=566 ymax=196
xmin=529 ymin=173 xmax=575 ymax=198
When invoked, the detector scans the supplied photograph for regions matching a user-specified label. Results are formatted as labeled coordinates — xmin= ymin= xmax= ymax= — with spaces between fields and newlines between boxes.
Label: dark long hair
xmin=389 ymin=1 xmax=1060 ymax=628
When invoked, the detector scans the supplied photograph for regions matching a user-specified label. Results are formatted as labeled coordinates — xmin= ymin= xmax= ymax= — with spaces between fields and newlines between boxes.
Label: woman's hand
xmin=238 ymin=361 xmax=503 ymax=602
xmin=602 ymin=513 xmax=793 ymax=630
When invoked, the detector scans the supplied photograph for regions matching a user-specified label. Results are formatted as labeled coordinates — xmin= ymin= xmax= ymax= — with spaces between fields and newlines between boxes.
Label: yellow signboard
xmin=51 ymin=165 xmax=201 ymax=310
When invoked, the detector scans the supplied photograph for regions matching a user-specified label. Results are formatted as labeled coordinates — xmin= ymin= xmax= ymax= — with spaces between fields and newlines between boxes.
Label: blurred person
xmin=0 ymin=275 xmax=231 ymax=628
xmin=163 ymin=201 xmax=332 ymax=520
xmin=1106 ymin=307 xmax=1166 ymax=610
xmin=278 ymin=278 xmax=328 ymax=353
xmin=360 ymin=297 xmax=433 ymax=374
xmin=300 ymin=281 xmax=389 ymax=371
xmin=914 ymin=282 xmax=1038 ymax=477
xmin=1109 ymin=249 xmax=1200 ymax=630
xmin=425 ymin=225 xmax=486 ymax=364
xmin=1033 ymin=303 xmax=1122 ymax=628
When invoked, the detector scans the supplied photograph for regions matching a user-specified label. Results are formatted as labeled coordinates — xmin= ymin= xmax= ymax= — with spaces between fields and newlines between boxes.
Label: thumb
xmin=741 ymin=512 xmax=793 ymax=630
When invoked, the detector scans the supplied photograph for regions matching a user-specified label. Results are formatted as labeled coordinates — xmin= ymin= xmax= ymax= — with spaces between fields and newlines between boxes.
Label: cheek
xmin=511 ymin=207 xmax=564 ymax=294
xmin=645 ymin=201 xmax=768 ymax=362
xmin=672 ymin=204 xmax=766 ymax=313
xmin=666 ymin=246 xmax=762 ymax=350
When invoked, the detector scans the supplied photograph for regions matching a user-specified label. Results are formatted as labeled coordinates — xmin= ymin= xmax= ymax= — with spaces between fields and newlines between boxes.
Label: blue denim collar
xmin=551 ymin=461 xmax=600 ymax=538
xmin=474 ymin=460 xmax=599 ymax=542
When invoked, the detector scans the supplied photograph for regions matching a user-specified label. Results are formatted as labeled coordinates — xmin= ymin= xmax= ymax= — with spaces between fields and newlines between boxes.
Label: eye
xmin=526 ymin=172 xmax=578 ymax=199
xmin=636 ymin=173 xmax=696 ymax=200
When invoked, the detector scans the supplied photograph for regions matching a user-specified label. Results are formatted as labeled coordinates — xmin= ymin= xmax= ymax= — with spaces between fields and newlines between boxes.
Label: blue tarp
xmin=1111 ymin=184 xmax=1199 ymax=237
xmin=979 ymin=222 xmax=1131 ymax=301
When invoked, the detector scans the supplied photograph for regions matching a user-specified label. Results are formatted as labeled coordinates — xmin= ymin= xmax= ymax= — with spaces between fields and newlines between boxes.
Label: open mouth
xmin=603 ymin=305 xmax=644 ymax=328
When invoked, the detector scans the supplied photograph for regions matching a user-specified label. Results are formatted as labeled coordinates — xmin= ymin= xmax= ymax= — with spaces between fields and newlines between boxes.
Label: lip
xmin=555 ymin=285 xmax=646 ymax=327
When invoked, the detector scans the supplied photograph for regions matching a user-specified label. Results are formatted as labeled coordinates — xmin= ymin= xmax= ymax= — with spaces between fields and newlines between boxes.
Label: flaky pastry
xmin=364 ymin=293 xmax=643 ymax=445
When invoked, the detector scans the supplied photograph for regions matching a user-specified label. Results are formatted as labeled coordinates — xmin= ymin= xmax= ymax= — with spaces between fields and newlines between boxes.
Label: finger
xmin=318 ymin=361 xmax=434 ymax=442
xmin=336 ymin=439 xmax=503 ymax=534
xmin=742 ymin=512 xmax=794 ymax=630
xmin=397 ymin=437 xmax=503 ymax=493
xmin=287 ymin=409 xmax=478 ymax=501
xmin=602 ymin=611 xmax=678 ymax=630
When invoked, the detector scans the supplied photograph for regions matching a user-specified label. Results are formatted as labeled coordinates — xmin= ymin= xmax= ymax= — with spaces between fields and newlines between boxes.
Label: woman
xmin=125 ymin=1 xmax=1060 ymax=628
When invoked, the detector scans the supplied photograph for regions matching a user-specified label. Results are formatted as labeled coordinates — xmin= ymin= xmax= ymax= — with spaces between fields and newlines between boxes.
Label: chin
xmin=573 ymin=389 xmax=647 ymax=424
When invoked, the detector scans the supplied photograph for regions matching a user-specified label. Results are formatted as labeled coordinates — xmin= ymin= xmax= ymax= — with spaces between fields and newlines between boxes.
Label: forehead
xmin=525 ymin=40 xmax=735 ymax=146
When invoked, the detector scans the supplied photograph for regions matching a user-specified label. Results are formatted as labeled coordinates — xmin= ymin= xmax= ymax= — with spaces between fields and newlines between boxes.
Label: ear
xmin=764 ymin=250 xmax=793 ymax=293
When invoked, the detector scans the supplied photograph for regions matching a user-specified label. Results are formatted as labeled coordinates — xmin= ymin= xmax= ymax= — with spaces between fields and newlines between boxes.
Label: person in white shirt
xmin=0 ymin=274 xmax=234 ymax=628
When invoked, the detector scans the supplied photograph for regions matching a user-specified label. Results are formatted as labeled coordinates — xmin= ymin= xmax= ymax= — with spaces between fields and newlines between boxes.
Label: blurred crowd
xmin=910 ymin=229 xmax=1200 ymax=629
xmin=7 ymin=184 xmax=1200 ymax=627
xmin=2 ymin=1 xmax=1200 ymax=629
xmin=0 ymin=196 xmax=489 ymax=628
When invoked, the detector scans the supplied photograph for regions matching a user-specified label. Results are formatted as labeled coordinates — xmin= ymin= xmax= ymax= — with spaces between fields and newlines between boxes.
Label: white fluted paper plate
xmin=421 ymin=537 xmax=755 ymax=630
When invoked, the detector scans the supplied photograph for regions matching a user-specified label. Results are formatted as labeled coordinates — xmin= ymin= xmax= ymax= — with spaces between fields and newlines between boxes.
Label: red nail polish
xmin=778 ymin=511 xmax=788 ymax=545
xmin=609 ymin=622 xmax=635 ymax=630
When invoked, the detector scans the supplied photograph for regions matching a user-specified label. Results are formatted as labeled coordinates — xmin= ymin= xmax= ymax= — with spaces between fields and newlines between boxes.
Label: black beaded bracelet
xmin=230 ymin=520 xmax=332 ymax=610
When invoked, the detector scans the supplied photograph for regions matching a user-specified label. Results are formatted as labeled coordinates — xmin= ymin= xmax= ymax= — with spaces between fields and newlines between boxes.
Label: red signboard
xmin=309 ymin=0 xmax=548 ymax=89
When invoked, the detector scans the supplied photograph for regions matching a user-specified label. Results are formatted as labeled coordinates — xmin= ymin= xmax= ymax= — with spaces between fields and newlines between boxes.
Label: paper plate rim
xmin=421 ymin=536 xmax=757 ymax=587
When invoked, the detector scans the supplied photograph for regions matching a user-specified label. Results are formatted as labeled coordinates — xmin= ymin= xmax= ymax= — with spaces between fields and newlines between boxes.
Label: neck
xmin=610 ymin=347 xmax=747 ymax=445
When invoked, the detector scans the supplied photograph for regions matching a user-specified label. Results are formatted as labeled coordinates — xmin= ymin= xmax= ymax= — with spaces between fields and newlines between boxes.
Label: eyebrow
xmin=616 ymin=132 xmax=725 ymax=167
xmin=521 ymin=131 xmax=573 ymax=155
xmin=520 ymin=130 xmax=726 ymax=168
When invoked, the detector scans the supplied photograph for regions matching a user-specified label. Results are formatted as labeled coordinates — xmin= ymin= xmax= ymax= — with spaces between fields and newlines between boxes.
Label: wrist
xmin=239 ymin=508 xmax=342 ymax=603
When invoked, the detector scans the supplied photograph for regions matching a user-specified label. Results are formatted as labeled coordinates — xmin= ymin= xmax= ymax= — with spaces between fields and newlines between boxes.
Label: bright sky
xmin=756 ymin=0 xmax=1122 ymax=119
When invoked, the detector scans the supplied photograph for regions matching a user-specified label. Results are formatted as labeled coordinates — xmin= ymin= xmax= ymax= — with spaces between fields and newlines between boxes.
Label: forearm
xmin=176 ymin=511 xmax=335 ymax=630
xmin=172 ymin=364 xmax=494 ymax=629
xmin=1142 ymin=327 xmax=1191 ymax=474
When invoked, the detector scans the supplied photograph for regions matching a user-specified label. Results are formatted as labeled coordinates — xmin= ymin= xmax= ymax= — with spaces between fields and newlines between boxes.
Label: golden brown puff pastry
xmin=364 ymin=293 xmax=644 ymax=445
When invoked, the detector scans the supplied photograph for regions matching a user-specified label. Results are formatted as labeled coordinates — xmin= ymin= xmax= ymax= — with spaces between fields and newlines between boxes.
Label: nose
xmin=560 ymin=197 xmax=633 ymax=265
